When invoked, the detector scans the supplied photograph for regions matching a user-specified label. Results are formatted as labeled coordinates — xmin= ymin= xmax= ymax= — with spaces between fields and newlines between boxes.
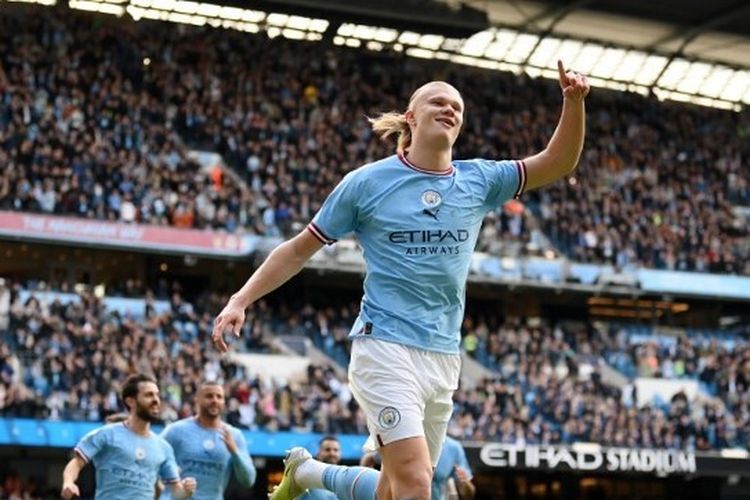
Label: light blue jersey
xmin=309 ymin=153 xmax=525 ymax=353
xmin=432 ymin=436 xmax=472 ymax=500
xmin=160 ymin=417 xmax=256 ymax=500
xmin=74 ymin=422 xmax=179 ymax=500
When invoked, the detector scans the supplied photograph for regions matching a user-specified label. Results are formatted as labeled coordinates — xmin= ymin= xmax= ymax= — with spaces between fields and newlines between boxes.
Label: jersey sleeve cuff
xmin=162 ymin=477 xmax=180 ymax=484
xmin=74 ymin=448 xmax=90 ymax=463
xmin=307 ymin=223 xmax=337 ymax=245
xmin=514 ymin=160 xmax=527 ymax=199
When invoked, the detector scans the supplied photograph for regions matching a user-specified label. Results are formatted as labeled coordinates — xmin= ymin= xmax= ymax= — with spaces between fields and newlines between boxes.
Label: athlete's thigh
xmin=349 ymin=338 xmax=426 ymax=448
xmin=379 ymin=435 xmax=432 ymax=486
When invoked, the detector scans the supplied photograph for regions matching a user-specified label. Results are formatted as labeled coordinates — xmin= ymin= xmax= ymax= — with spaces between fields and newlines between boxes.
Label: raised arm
xmin=523 ymin=60 xmax=590 ymax=191
xmin=211 ymin=229 xmax=324 ymax=351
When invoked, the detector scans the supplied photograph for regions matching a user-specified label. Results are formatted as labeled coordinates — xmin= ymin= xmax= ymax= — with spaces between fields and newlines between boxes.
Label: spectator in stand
xmin=0 ymin=6 xmax=747 ymax=273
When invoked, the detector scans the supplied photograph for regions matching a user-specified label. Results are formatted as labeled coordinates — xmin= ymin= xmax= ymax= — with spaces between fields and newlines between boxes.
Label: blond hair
xmin=368 ymin=81 xmax=460 ymax=154
xmin=368 ymin=112 xmax=411 ymax=153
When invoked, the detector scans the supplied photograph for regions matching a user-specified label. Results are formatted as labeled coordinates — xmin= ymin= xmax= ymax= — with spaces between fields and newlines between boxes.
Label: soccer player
xmin=159 ymin=381 xmax=257 ymax=499
xmin=61 ymin=374 xmax=197 ymax=499
xmin=296 ymin=436 xmax=350 ymax=500
xmin=362 ymin=435 xmax=474 ymax=499
xmin=279 ymin=435 xmax=473 ymax=500
xmin=213 ymin=60 xmax=589 ymax=499
xmin=285 ymin=439 xmax=379 ymax=500
xmin=430 ymin=436 xmax=474 ymax=500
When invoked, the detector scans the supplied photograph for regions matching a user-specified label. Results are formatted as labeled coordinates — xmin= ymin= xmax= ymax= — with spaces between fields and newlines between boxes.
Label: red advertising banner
xmin=0 ymin=211 xmax=259 ymax=257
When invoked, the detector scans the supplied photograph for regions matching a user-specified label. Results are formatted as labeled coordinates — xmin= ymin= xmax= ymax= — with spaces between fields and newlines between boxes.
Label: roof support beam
xmin=521 ymin=0 xmax=594 ymax=30
xmin=648 ymin=3 xmax=750 ymax=94
xmin=648 ymin=3 xmax=750 ymax=51
xmin=520 ymin=0 xmax=594 ymax=67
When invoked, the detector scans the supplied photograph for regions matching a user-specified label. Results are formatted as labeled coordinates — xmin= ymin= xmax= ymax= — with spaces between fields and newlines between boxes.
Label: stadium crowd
xmin=1 ymin=279 xmax=748 ymax=451
xmin=0 ymin=6 xmax=748 ymax=272
xmin=453 ymin=318 xmax=750 ymax=451
xmin=0 ymin=281 xmax=366 ymax=436
xmin=1 ymin=4 xmax=750 ymax=500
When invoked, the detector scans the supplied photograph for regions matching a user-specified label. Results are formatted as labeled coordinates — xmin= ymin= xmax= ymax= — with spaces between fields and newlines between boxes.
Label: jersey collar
xmin=398 ymin=152 xmax=454 ymax=176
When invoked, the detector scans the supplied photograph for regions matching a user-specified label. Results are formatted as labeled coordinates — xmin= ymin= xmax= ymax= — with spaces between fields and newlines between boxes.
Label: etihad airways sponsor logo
xmin=388 ymin=229 xmax=469 ymax=244
xmin=388 ymin=229 xmax=470 ymax=256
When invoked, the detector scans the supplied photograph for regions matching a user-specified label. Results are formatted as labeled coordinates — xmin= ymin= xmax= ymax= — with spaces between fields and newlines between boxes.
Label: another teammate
xmin=362 ymin=435 xmax=474 ymax=499
xmin=61 ymin=374 xmax=197 ymax=499
xmin=430 ymin=436 xmax=475 ymax=500
xmin=275 ymin=435 xmax=473 ymax=500
xmin=296 ymin=436 xmax=350 ymax=500
xmin=159 ymin=381 xmax=257 ymax=499
xmin=213 ymin=61 xmax=589 ymax=499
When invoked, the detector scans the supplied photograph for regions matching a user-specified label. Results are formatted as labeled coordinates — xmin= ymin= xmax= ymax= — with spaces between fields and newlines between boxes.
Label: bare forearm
xmin=524 ymin=97 xmax=586 ymax=190
xmin=232 ymin=239 xmax=312 ymax=308
xmin=63 ymin=458 xmax=83 ymax=484
xmin=546 ymin=97 xmax=585 ymax=171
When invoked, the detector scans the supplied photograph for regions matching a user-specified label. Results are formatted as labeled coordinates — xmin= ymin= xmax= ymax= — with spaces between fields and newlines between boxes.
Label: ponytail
xmin=368 ymin=112 xmax=412 ymax=153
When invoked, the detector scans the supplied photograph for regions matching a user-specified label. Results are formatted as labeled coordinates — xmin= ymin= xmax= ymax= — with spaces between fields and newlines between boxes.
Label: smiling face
xmin=130 ymin=381 xmax=161 ymax=423
xmin=405 ymin=81 xmax=464 ymax=151
xmin=196 ymin=383 xmax=225 ymax=420
xmin=317 ymin=438 xmax=341 ymax=464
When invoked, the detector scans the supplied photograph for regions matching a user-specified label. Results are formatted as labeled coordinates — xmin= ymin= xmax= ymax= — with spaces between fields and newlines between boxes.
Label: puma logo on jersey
xmin=422 ymin=208 xmax=440 ymax=220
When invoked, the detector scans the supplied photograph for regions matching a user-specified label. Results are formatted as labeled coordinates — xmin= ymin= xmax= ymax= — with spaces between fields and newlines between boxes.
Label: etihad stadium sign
xmin=464 ymin=443 xmax=750 ymax=477
xmin=479 ymin=443 xmax=695 ymax=475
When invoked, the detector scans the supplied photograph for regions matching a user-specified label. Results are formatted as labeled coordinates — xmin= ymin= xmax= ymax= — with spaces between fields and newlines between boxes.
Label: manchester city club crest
xmin=421 ymin=190 xmax=442 ymax=209
xmin=134 ymin=447 xmax=146 ymax=461
xmin=421 ymin=190 xmax=442 ymax=220
xmin=378 ymin=406 xmax=401 ymax=429
xmin=203 ymin=439 xmax=215 ymax=450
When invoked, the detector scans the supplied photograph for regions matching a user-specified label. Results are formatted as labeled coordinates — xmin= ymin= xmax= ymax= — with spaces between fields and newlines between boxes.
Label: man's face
xmin=317 ymin=439 xmax=341 ymax=464
xmin=406 ymin=82 xmax=464 ymax=150
xmin=132 ymin=382 xmax=161 ymax=423
xmin=196 ymin=384 xmax=225 ymax=419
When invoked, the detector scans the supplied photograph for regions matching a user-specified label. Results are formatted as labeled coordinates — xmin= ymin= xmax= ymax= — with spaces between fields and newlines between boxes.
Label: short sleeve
xmin=309 ymin=171 xmax=361 ymax=244
xmin=74 ymin=427 xmax=109 ymax=463
xmin=159 ymin=424 xmax=175 ymax=445
xmin=482 ymin=159 xmax=527 ymax=208
xmin=159 ymin=440 xmax=181 ymax=484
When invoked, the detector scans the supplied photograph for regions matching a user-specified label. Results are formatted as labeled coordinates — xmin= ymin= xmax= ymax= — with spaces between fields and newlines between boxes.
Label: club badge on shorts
xmin=378 ymin=407 xmax=401 ymax=429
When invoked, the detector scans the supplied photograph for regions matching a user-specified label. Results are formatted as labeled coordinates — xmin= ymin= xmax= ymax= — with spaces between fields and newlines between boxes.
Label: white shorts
xmin=348 ymin=337 xmax=461 ymax=466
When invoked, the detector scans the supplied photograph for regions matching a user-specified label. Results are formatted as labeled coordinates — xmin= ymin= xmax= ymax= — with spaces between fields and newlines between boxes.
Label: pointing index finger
xmin=557 ymin=59 xmax=567 ymax=83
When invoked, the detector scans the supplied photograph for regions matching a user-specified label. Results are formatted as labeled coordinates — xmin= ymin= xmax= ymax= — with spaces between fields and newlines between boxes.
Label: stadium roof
xmin=254 ymin=0 xmax=750 ymax=107
xmin=22 ymin=0 xmax=750 ymax=108
xmin=460 ymin=0 xmax=750 ymax=68
xmin=428 ymin=0 xmax=750 ymax=108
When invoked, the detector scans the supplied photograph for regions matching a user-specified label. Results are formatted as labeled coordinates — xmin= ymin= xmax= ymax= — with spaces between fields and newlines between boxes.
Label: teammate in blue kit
xmin=213 ymin=60 xmax=589 ymax=499
xmin=160 ymin=381 xmax=257 ymax=499
xmin=285 ymin=435 xmax=473 ymax=500
xmin=430 ymin=436 xmax=474 ymax=500
xmin=61 ymin=374 xmax=197 ymax=500
xmin=362 ymin=436 xmax=474 ymax=499
xmin=296 ymin=436 xmax=345 ymax=500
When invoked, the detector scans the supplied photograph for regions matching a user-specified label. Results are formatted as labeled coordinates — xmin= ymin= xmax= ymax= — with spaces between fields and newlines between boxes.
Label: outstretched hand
xmin=557 ymin=60 xmax=590 ymax=101
xmin=211 ymin=298 xmax=246 ymax=352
